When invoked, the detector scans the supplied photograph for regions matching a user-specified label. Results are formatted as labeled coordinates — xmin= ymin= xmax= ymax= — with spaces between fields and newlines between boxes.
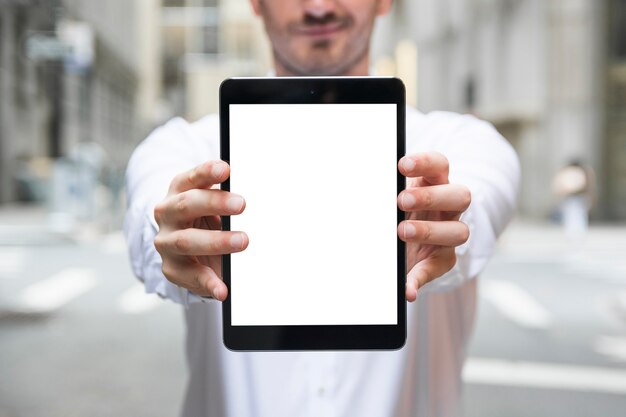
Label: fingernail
xmin=401 ymin=157 xmax=415 ymax=171
xmin=212 ymin=162 xmax=226 ymax=177
xmin=227 ymin=195 xmax=244 ymax=212
xmin=403 ymin=223 xmax=416 ymax=238
xmin=230 ymin=233 xmax=245 ymax=250
xmin=213 ymin=286 xmax=223 ymax=301
xmin=401 ymin=192 xmax=416 ymax=209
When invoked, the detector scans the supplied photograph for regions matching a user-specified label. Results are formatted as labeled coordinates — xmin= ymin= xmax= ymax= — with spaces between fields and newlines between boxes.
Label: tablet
xmin=220 ymin=77 xmax=406 ymax=351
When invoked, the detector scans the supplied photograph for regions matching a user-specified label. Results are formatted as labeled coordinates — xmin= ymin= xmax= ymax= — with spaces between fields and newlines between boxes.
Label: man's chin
xmin=281 ymin=58 xmax=354 ymax=77
xmin=300 ymin=66 xmax=344 ymax=76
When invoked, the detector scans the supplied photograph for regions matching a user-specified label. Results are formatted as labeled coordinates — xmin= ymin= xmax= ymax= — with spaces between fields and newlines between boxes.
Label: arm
xmin=126 ymin=112 xmax=518 ymax=305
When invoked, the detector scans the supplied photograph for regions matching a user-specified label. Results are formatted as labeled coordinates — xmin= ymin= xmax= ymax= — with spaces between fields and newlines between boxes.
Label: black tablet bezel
xmin=220 ymin=77 xmax=406 ymax=351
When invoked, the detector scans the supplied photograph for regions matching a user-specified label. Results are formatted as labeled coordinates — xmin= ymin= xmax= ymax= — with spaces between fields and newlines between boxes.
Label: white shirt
xmin=124 ymin=107 xmax=520 ymax=417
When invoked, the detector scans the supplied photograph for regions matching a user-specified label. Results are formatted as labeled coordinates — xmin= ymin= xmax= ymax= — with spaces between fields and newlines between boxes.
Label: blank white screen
xmin=229 ymin=103 xmax=397 ymax=326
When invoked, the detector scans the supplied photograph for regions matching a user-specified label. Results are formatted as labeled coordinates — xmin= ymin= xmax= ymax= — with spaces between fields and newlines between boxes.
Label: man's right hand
xmin=153 ymin=160 xmax=248 ymax=301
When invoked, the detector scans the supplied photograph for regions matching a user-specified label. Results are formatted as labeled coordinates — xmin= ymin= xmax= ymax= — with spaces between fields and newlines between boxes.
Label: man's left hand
xmin=397 ymin=152 xmax=471 ymax=301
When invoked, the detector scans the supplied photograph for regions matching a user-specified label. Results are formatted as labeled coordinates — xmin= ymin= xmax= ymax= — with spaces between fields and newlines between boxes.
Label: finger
xmin=398 ymin=220 xmax=469 ymax=246
xmin=155 ymin=229 xmax=249 ymax=257
xmin=398 ymin=184 xmax=471 ymax=212
xmin=399 ymin=152 xmax=449 ymax=185
xmin=405 ymin=248 xmax=456 ymax=302
xmin=196 ymin=214 xmax=222 ymax=231
xmin=162 ymin=260 xmax=228 ymax=301
xmin=158 ymin=189 xmax=245 ymax=225
xmin=170 ymin=160 xmax=229 ymax=193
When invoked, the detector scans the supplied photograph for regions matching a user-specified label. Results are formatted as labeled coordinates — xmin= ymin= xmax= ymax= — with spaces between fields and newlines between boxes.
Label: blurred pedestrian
xmin=124 ymin=1 xmax=520 ymax=416
xmin=552 ymin=158 xmax=595 ymax=241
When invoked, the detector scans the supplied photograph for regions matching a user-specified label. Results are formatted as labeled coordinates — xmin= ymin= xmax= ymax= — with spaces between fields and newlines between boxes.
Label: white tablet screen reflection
xmin=228 ymin=104 xmax=398 ymax=326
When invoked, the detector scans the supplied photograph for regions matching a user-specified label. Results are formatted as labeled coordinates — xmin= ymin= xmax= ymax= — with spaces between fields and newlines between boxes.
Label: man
xmin=124 ymin=0 xmax=520 ymax=416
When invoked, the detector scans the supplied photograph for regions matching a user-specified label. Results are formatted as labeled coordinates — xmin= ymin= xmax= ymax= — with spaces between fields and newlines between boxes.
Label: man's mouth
xmin=291 ymin=18 xmax=351 ymax=41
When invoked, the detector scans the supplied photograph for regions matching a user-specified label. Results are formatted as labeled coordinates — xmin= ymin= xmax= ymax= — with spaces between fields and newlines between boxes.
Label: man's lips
xmin=292 ymin=21 xmax=348 ymax=39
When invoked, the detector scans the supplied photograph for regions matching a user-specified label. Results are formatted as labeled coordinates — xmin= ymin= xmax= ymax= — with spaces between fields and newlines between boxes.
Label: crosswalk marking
xmin=617 ymin=291 xmax=626 ymax=314
xmin=17 ymin=268 xmax=97 ymax=312
xmin=117 ymin=283 xmax=162 ymax=314
xmin=594 ymin=336 xmax=626 ymax=362
xmin=464 ymin=357 xmax=626 ymax=394
xmin=480 ymin=279 xmax=553 ymax=329
xmin=0 ymin=248 xmax=27 ymax=278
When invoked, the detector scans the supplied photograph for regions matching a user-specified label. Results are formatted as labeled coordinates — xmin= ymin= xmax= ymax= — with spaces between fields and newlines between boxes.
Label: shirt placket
xmin=307 ymin=352 xmax=337 ymax=417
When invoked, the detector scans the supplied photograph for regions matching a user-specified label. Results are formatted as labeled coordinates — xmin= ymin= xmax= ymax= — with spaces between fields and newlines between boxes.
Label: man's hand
xmin=153 ymin=160 xmax=248 ymax=301
xmin=397 ymin=152 xmax=471 ymax=302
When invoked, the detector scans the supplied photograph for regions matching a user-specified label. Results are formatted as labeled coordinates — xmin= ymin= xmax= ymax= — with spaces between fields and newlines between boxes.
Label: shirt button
xmin=317 ymin=386 xmax=326 ymax=397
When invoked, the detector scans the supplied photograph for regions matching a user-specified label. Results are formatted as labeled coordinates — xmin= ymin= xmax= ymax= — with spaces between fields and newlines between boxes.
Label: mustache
xmin=304 ymin=12 xmax=342 ymax=25
xmin=290 ymin=12 xmax=353 ymax=30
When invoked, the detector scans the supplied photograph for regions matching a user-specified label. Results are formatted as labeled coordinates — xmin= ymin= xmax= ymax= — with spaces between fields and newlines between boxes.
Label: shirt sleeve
xmin=123 ymin=115 xmax=220 ymax=305
xmin=406 ymin=110 xmax=521 ymax=292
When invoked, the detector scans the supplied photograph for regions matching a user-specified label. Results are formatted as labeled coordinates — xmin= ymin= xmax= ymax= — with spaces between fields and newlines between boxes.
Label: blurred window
xmin=200 ymin=0 xmax=218 ymax=55
xmin=162 ymin=0 xmax=219 ymax=55
xmin=608 ymin=0 xmax=626 ymax=111
xmin=610 ymin=0 xmax=626 ymax=62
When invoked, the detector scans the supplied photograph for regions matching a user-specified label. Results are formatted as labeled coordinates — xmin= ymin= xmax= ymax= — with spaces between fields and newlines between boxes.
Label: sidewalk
xmin=485 ymin=218 xmax=626 ymax=323
xmin=494 ymin=218 xmax=626 ymax=274
xmin=498 ymin=218 xmax=626 ymax=251
xmin=0 ymin=203 xmax=108 ymax=245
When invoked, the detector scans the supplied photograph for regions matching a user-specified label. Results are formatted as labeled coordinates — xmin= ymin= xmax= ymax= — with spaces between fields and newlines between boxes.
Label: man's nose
xmin=302 ymin=0 xmax=337 ymax=18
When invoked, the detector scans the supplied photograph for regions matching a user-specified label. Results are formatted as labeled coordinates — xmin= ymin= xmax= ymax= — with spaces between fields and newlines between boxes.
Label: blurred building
xmin=390 ymin=0 xmax=625 ymax=220
xmin=161 ymin=0 xmax=270 ymax=121
xmin=0 ymin=0 xmax=161 ymax=204
xmin=0 ymin=0 xmax=51 ymax=203
xmin=4 ymin=0 xmax=624 ymax=221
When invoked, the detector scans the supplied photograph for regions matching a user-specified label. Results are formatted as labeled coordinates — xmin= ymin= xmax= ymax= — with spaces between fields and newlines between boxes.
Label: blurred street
xmin=0 ymin=205 xmax=185 ymax=417
xmin=464 ymin=219 xmax=626 ymax=417
xmin=0 ymin=205 xmax=625 ymax=417
xmin=1 ymin=0 xmax=624 ymax=416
